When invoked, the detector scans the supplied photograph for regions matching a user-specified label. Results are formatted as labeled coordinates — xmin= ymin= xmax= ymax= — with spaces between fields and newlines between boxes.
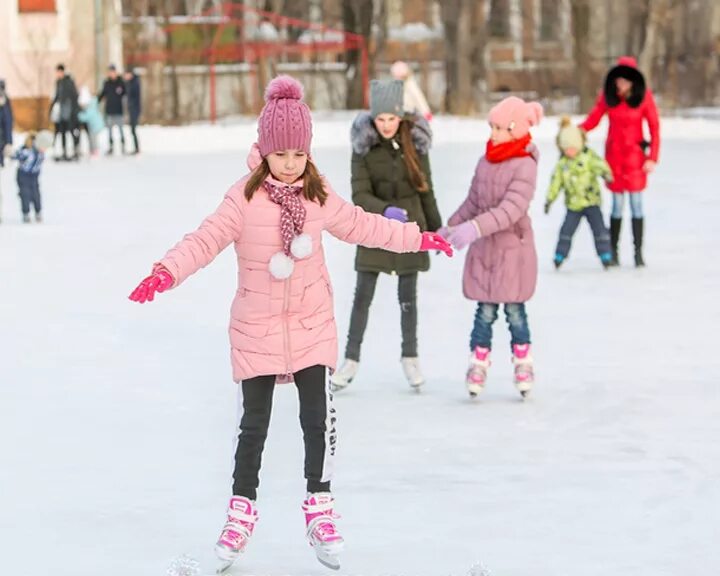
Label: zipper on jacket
xmin=282 ymin=277 xmax=292 ymax=378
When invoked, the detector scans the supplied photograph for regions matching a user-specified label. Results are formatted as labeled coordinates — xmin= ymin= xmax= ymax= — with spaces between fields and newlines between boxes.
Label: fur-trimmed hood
xmin=350 ymin=111 xmax=432 ymax=156
xmin=604 ymin=56 xmax=646 ymax=108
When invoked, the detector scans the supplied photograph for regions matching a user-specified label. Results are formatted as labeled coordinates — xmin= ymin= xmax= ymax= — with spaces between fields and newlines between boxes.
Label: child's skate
xmin=512 ymin=344 xmax=534 ymax=398
xmin=329 ymin=359 xmax=358 ymax=391
xmin=302 ymin=492 xmax=344 ymax=570
xmin=214 ymin=496 xmax=258 ymax=573
xmin=466 ymin=346 xmax=491 ymax=397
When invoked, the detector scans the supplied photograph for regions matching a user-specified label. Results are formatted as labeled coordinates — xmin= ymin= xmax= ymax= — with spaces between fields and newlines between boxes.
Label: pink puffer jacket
xmin=157 ymin=146 xmax=423 ymax=382
xmin=448 ymin=144 xmax=539 ymax=304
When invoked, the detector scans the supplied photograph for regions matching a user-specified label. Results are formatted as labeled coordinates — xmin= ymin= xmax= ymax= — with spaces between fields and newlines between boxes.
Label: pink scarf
xmin=264 ymin=180 xmax=306 ymax=256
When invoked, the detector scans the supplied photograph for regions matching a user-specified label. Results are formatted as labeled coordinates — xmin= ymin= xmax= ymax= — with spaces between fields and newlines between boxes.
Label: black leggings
xmin=232 ymin=365 xmax=336 ymax=500
xmin=345 ymin=271 xmax=418 ymax=361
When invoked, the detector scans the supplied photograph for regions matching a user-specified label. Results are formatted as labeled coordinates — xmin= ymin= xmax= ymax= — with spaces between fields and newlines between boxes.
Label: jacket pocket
xmin=231 ymin=320 xmax=269 ymax=339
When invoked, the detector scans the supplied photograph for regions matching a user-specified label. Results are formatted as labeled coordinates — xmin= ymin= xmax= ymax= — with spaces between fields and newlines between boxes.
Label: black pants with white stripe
xmin=233 ymin=365 xmax=336 ymax=500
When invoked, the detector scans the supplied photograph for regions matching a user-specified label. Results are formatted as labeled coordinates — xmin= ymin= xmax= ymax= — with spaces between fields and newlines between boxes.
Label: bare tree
xmin=343 ymin=0 xmax=373 ymax=109
xmin=570 ymin=0 xmax=594 ymax=112
xmin=441 ymin=0 xmax=474 ymax=114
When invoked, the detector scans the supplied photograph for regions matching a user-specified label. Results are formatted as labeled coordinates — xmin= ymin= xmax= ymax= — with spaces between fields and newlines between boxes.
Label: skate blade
xmin=314 ymin=545 xmax=342 ymax=570
xmin=467 ymin=383 xmax=484 ymax=397
xmin=216 ymin=559 xmax=234 ymax=574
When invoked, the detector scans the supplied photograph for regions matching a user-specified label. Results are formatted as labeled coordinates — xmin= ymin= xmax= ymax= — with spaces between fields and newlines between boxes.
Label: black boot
xmin=632 ymin=217 xmax=645 ymax=267
xmin=609 ymin=217 xmax=622 ymax=266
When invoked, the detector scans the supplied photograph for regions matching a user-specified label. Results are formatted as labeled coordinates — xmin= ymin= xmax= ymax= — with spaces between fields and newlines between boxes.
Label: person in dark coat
xmin=98 ymin=64 xmax=126 ymax=154
xmin=331 ymin=79 xmax=442 ymax=391
xmin=0 ymin=78 xmax=13 ymax=223
xmin=123 ymin=69 xmax=141 ymax=154
xmin=50 ymin=64 xmax=80 ymax=161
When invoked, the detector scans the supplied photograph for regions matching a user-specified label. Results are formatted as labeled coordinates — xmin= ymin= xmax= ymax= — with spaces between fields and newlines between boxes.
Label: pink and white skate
xmin=512 ymin=344 xmax=534 ymax=398
xmin=302 ymin=492 xmax=344 ymax=570
xmin=214 ymin=496 xmax=258 ymax=573
xmin=466 ymin=346 xmax=491 ymax=397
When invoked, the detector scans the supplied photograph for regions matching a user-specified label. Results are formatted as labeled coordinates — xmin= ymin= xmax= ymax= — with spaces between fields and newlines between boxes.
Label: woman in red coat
xmin=580 ymin=56 xmax=660 ymax=267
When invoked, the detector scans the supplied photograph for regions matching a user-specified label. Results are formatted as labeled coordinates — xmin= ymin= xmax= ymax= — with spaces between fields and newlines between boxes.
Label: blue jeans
xmin=470 ymin=303 xmax=531 ymax=351
xmin=611 ymin=192 xmax=644 ymax=219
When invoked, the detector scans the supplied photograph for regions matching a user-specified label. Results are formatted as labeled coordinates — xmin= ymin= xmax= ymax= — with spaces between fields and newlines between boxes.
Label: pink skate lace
xmin=302 ymin=493 xmax=343 ymax=545
xmin=217 ymin=496 xmax=258 ymax=555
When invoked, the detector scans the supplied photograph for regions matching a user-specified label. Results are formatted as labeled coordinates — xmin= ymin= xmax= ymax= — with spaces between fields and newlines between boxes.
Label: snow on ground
xmin=1 ymin=116 xmax=719 ymax=576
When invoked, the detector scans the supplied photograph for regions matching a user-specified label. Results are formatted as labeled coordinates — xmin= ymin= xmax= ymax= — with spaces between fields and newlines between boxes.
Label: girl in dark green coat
xmin=331 ymin=79 xmax=442 ymax=391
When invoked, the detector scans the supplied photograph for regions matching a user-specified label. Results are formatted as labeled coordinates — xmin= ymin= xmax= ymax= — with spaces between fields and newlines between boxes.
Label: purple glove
xmin=437 ymin=226 xmax=450 ymax=239
xmin=446 ymin=220 xmax=480 ymax=250
xmin=384 ymin=206 xmax=408 ymax=223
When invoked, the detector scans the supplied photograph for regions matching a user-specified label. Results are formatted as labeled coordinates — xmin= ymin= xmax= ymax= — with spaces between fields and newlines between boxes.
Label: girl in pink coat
xmin=440 ymin=97 xmax=542 ymax=399
xmin=128 ymin=76 xmax=451 ymax=571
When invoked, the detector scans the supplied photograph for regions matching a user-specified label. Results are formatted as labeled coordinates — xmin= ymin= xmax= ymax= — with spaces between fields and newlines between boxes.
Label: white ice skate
xmin=512 ymin=344 xmax=534 ymax=398
xmin=466 ymin=346 xmax=491 ymax=397
xmin=329 ymin=359 xmax=359 ymax=391
xmin=214 ymin=496 xmax=258 ymax=573
xmin=302 ymin=492 xmax=344 ymax=570
xmin=401 ymin=357 xmax=425 ymax=389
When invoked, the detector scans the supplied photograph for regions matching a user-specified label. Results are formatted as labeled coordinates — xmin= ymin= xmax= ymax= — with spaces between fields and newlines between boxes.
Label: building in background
xmin=0 ymin=0 xmax=123 ymax=130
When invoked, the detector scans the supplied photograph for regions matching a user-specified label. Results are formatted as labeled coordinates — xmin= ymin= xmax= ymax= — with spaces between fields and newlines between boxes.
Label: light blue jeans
xmin=611 ymin=192 xmax=644 ymax=219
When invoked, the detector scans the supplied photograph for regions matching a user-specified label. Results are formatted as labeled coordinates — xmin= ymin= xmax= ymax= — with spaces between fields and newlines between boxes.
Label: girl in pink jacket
xmin=440 ymin=97 xmax=542 ymax=400
xmin=128 ymin=76 xmax=451 ymax=572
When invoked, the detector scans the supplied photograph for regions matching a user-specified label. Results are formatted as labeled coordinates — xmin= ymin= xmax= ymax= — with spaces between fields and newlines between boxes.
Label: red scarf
xmin=486 ymin=134 xmax=532 ymax=163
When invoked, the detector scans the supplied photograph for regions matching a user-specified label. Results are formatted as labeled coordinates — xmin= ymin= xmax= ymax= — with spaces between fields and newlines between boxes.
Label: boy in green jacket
xmin=545 ymin=117 xmax=614 ymax=269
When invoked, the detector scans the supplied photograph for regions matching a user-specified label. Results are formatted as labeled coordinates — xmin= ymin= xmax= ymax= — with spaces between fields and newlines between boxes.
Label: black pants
xmin=233 ymin=365 xmax=336 ymax=500
xmin=129 ymin=119 xmax=140 ymax=153
xmin=555 ymin=206 xmax=611 ymax=259
xmin=56 ymin=121 xmax=79 ymax=158
xmin=17 ymin=173 xmax=41 ymax=215
xmin=345 ymin=271 xmax=418 ymax=361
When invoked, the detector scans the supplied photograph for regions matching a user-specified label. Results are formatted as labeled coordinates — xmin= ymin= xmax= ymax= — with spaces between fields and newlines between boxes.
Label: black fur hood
xmin=604 ymin=57 xmax=647 ymax=108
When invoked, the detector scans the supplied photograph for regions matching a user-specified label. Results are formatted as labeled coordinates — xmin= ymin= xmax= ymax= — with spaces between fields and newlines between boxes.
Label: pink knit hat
xmin=257 ymin=75 xmax=313 ymax=157
xmin=488 ymin=96 xmax=544 ymax=138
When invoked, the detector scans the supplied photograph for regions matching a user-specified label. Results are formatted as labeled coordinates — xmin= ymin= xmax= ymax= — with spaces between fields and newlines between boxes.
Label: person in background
xmin=123 ymin=68 xmax=141 ymax=155
xmin=545 ymin=117 xmax=614 ymax=270
xmin=50 ymin=64 xmax=80 ymax=161
xmin=579 ymin=56 xmax=660 ymax=267
xmin=12 ymin=132 xmax=45 ymax=223
xmin=98 ymin=64 xmax=126 ymax=155
xmin=0 ymin=78 xmax=14 ymax=223
xmin=390 ymin=60 xmax=433 ymax=121
xmin=78 ymin=86 xmax=105 ymax=158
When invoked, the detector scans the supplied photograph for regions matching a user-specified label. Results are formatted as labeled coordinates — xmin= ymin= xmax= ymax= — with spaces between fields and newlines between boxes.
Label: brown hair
xmin=245 ymin=157 xmax=328 ymax=206
xmin=398 ymin=120 xmax=429 ymax=193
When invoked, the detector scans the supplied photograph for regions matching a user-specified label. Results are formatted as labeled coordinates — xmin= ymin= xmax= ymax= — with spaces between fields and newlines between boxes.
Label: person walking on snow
xmin=98 ymin=64 xmax=126 ymax=155
xmin=579 ymin=56 xmax=660 ymax=267
xmin=78 ymin=86 xmax=105 ymax=157
xmin=390 ymin=61 xmax=433 ymax=121
xmin=439 ymin=96 xmax=542 ymax=399
xmin=128 ymin=76 xmax=452 ymax=572
xmin=545 ymin=117 xmax=614 ymax=269
xmin=331 ymin=79 xmax=443 ymax=391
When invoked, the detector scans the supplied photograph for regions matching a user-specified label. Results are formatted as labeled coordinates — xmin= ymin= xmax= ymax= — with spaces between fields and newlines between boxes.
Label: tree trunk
xmin=343 ymin=0 xmax=373 ymax=110
xmin=441 ymin=0 xmax=473 ymax=114
xmin=571 ymin=0 xmax=594 ymax=113
xmin=639 ymin=0 xmax=672 ymax=88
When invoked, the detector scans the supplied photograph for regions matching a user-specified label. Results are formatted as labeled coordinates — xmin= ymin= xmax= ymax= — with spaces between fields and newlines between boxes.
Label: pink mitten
xmin=129 ymin=267 xmax=175 ymax=303
xmin=419 ymin=232 xmax=453 ymax=257
xmin=446 ymin=220 xmax=480 ymax=250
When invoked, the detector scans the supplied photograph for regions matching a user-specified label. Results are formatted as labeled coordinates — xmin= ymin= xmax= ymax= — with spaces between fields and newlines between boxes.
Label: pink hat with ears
xmin=257 ymin=75 xmax=313 ymax=157
xmin=488 ymin=96 xmax=544 ymax=138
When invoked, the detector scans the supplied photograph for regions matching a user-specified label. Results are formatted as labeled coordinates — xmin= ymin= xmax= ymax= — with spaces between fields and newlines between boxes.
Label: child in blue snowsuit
xmin=13 ymin=133 xmax=45 ymax=223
